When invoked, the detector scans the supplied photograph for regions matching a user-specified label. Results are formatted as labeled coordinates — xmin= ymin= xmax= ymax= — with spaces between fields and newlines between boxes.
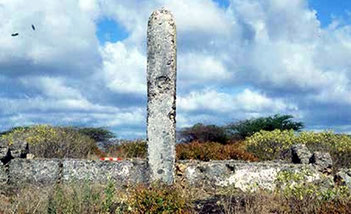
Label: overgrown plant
xmin=74 ymin=127 xmax=115 ymax=142
xmin=176 ymin=141 xmax=258 ymax=161
xmin=106 ymin=140 xmax=148 ymax=159
xmin=106 ymin=140 xmax=258 ymax=162
xmin=124 ymin=183 xmax=192 ymax=214
xmin=0 ymin=125 xmax=98 ymax=158
xmin=179 ymin=123 xmax=229 ymax=144
xmin=227 ymin=114 xmax=304 ymax=139
xmin=245 ymin=129 xmax=351 ymax=168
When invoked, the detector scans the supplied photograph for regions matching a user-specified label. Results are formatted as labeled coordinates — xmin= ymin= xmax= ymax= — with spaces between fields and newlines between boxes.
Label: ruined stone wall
xmin=0 ymin=158 xmax=339 ymax=192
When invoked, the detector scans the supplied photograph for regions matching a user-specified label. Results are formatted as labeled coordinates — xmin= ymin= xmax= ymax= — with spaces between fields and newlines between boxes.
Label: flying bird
xmin=11 ymin=33 xmax=19 ymax=37
xmin=31 ymin=24 xmax=35 ymax=31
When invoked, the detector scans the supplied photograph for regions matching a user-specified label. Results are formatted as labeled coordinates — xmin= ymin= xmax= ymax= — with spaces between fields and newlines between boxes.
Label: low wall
xmin=0 ymin=158 xmax=333 ymax=191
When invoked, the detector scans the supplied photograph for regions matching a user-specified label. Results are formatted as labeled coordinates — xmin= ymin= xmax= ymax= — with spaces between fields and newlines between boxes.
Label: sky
xmin=0 ymin=0 xmax=351 ymax=139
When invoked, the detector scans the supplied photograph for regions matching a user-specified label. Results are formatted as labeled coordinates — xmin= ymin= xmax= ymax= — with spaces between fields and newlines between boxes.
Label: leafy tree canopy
xmin=227 ymin=114 xmax=304 ymax=139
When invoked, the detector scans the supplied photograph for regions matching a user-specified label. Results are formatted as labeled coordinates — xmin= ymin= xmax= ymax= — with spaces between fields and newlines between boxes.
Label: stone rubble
xmin=335 ymin=169 xmax=351 ymax=189
xmin=310 ymin=151 xmax=333 ymax=172
xmin=291 ymin=144 xmax=312 ymax=164
xmin=0 ymin=140 xmax=29 ymax=164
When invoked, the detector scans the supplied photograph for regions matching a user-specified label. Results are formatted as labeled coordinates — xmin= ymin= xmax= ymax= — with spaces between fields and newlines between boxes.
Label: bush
xmin=74 ymin=127 xmax=115 ymax=142
xmin=125 ymin=183 xmax=191 ymax=214
xmin=1 ymin=182 xmax=192 ymax=214
xmin=106 ymin=140 xmax=258 ymax=162
xmin=245 ymin=129 xmax=351 ymax=168
xmin=176 ymin=141 xmax=258 ymax=162
xmin=179 ymin=123 xmax=229 ymax=144
xmin=227 ymin=114 xmax=304 ymax=139
xmin=0 ymin=125 xmax=98 ymax=159
xmin=106 ymin=140 xmax=147 ymax=159
xmin=0 ymin=126 xmax=31 ymax=137
xmin=245 ymin=129 xmax=296 ymax=161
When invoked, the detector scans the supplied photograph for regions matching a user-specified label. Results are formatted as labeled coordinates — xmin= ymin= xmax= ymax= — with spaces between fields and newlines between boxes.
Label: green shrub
xmin=1 ymin=182 xmax=193 ymax=214
xmin=106 ymin=140 xmax=147 ymax=159
xmin=245 ymin=129 xmax=351 ymax=168
xmin=176 ymin=141 xmax=258 ymax=162
xmin=75 ymin=127 xmax=115 ymax=142
xmin=2 ymin=179 xmax=351 ymax=214
xmin=0 ymin=126 xmax=31 ymax=137
xmin=179 ymin=123 xmax=229 ymax=144
xmin=48 ymin=183 xmax=105 ymax=214
xmin=0 ymin=125 xmax=98 ymax=159
xmin=245 ymin=129 xmax=296 ymax=160
xmin=296 ymin=131 xmax=351 ymax=168
xmin=227 ymin=114 xmax=304 ymax=139
xmin=106 ymin=140 xmax=258 ymax=161
xmin=125 ymin=183 xmax=191 ymax=214
xmin=274 ymin=168 xmax=351 ymax=213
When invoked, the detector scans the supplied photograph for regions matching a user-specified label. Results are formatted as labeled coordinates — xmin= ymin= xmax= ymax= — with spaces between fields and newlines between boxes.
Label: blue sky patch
xmin=212 ymin=0 xmax=230 ymax=9
xmin=96 ymin=18 xmax=129 ymax=44
xmin=308 ymin=0 xmax=351 ymax=27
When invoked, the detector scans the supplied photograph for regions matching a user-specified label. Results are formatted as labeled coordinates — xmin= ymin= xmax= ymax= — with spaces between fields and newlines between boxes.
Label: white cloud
xmin=101 ymin=42 xmax=146 ymax=95
xmin=163 ymin=0 xmax=232 ymax=37
xmin=0 ymin=0 xmax=100 ymax=75
xmin=1 ymin=0 xmax=351 ymax=137
xmin=179 ymin=53 xmax=232 ymax=84
xmin=178 ymin=88 xmax=297 ymax=114
xmin=20 ymin=76 xmax=83 ymax=99
xmin=177 ymin=88 xmax=298 ymax=128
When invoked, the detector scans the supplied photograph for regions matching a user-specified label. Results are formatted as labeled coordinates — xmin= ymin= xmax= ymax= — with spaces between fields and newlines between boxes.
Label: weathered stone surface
xmin=26 ymin=153 xmax=35 ymax=159
xmin=0 ymin=147 xmax=10 ymax=162
xmin=310 ymin=152 xmax=333 ymax=171
xmin=8 ymin=159 xmax=60 ymax=185
xmin=183 ymin=161 xmax=233 ymax=187
xmin=0 ymin=158 xmax=337 ymax=191
xmin=9 ymin=141 xmax=28 ymax=158
xmin=182 ymin=161 xmax=322 ymax=191
xmin=335 ymin=169 xmax=351 ymax=189
xmin=62 ymin=159 xmax=148 ymax=185
xmin=291 ymin=144 xmax=312 ymax=164
xmin=0 ymin=162 xmax=7 ymax=185
xmin=147 ymin=8 xmax=177 ymax=184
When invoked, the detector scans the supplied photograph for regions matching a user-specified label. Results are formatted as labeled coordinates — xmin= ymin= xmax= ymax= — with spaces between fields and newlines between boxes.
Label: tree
xmin=179 ymin=123 xmax=229 ymax=144
xmin=227 ymin=114 xmax=304 ymax=139
xmin=75 ymin=127 xmax=115 ymax=142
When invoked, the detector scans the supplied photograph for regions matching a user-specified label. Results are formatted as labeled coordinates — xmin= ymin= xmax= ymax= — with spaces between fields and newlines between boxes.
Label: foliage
xmin=106 ymin=140 xmax=148 ymax=159
xmin=245 ymin=129 xmax=351 ymax=168
xmin=74 ymin=127 xmax=115 ymax=142
xmin=106 ymin=140 xmax=257 ymax=162
xmin=227 ymin=114 xmax=304 ymax=139
xmin=176 ymin=141 xmax=258 ymax=162
xmin=245 ymin=129 xmax=296 ymax=160
xmin=2 ymin=181 xmax=351 ymax=214
xmin=102 ymin=179 xmax=117 ymax=213
xmin=125 ymin=183 xmax=191 ymax=214
xmin=1 ymin=182 xmax=192 ymax=214
xmin=0 ymin=125 xmax=98 ymax=159
xmin=179 ymin=123 xmax=229 ymax=144
xmin=275 ymin=168 xmax=320 ymax=200
xmin=0 ymin=126 xmax=31 ymax=137
xmin=273 ymin=168 xmax=351 ymax=213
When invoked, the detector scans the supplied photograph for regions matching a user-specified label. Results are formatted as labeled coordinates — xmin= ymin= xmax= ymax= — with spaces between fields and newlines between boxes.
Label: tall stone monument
xmin=146 ymin=8 xmax=177 ymax=184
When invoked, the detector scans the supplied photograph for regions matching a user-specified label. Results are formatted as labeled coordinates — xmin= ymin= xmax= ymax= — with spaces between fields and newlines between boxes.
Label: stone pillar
xmin=146 ymin=8 xmax=177 ymax=184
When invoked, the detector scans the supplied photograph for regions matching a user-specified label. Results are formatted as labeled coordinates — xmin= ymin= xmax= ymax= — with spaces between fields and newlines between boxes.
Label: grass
xmin=1 ymin=179 xmax=351 ymax=214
